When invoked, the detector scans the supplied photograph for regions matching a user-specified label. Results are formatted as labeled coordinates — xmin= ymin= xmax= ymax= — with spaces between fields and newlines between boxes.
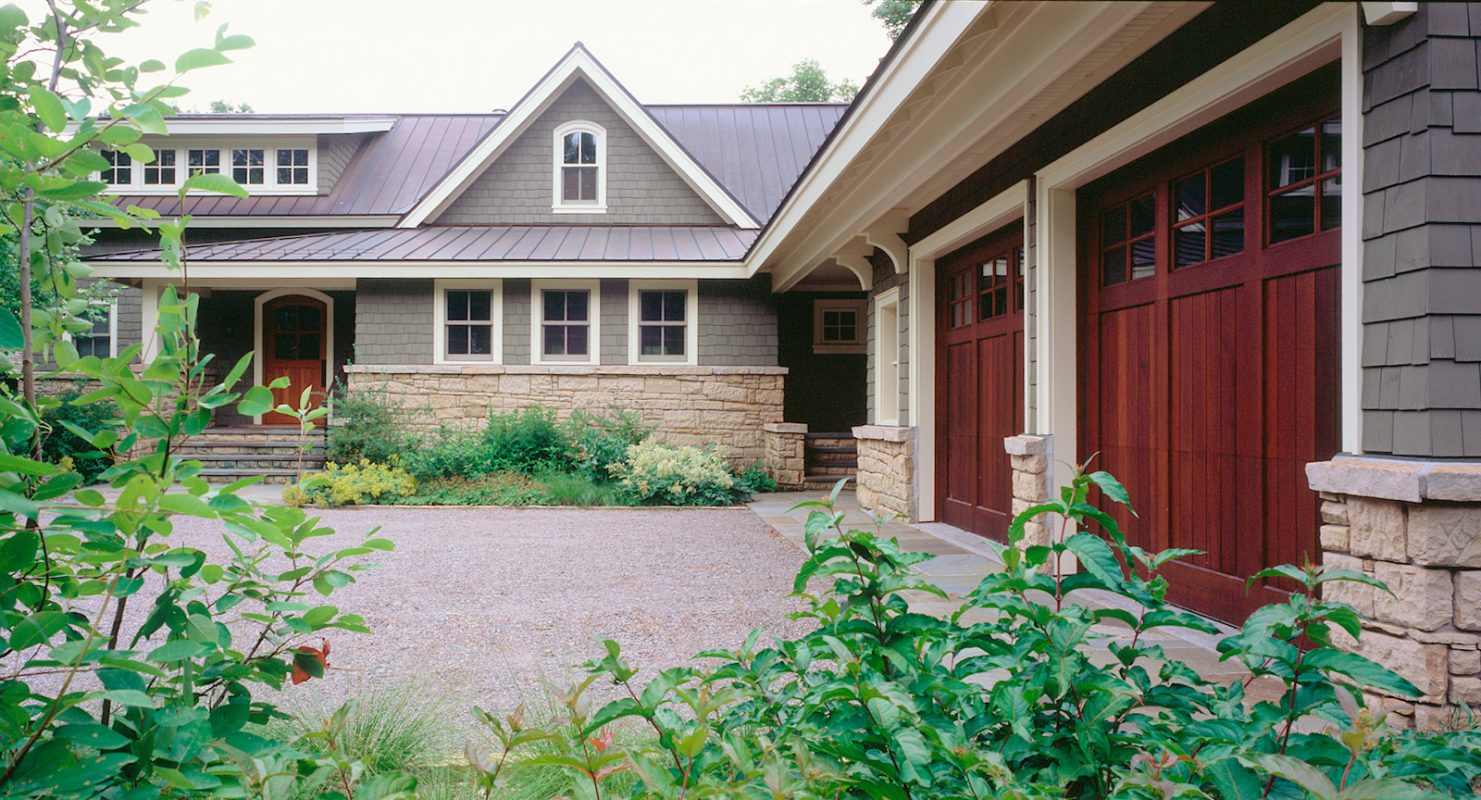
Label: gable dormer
xmin=432 ymin=79 xmax=723 ymax=226
xmin=405 ymin=44 xmax=758 ymax=229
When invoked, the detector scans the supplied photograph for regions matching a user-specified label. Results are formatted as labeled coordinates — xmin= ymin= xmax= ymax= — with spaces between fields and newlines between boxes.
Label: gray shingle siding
xmin=114 ymin=284 xmax=141 ymax=350
xmin=1360 ymin=3 xmax=1481 ymax=457
xmin=353 ymin=279 xmax=433 ymax=365
xmin=698 ymin=277 xmax=777 ymax=366
xmin=503 ymin=279 xmax=531 ymax=365
xmin=317 ymin=133 xmax=366 ymax=195
xmin=434 ymin=80 xmax=725 ymax=225
xmin=600 ymin=279 xmax=627 ymax=365
xmin=867 ymin=251 xmax=909 ymax=424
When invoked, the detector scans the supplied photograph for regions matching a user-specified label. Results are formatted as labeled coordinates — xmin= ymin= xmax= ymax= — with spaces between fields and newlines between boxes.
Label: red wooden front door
xmin=937 ymin=226 xmax=1025 ymax=542
xmin=1078 ymin=70 xmax=1340 ymax=624
xmin=262 ymin=295 xmax=327 ymax=425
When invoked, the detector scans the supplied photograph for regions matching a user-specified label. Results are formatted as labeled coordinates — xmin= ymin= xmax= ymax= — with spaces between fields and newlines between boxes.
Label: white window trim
xmin=813 ymin=298 xmax=867 ymax=355
xmin=551 ymin=120 xmax=607 ymax=213
xmin=64 ymin=301 xmax=119 ymax=359
xmin=627 ymin=279 xmax=698 ymax=366
xmin=433 ymin=279 xmax=503 ymax=365
xmin=531 ymin=279 xmax=601 ymax=366
xmin=99 ymin=136 xmax=318 ymax=196
xmin=873 ymin=287 xmax=902 ymax=426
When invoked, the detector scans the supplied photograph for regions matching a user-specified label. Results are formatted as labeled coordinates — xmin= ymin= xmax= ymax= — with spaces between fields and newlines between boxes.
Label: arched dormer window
xmin=553 ymin=121 xmax=606 ymax=213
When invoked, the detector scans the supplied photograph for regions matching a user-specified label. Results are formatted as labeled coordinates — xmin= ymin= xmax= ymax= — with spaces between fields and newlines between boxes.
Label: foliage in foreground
xmin=467 ymin=471 xmax=1481 ymax=799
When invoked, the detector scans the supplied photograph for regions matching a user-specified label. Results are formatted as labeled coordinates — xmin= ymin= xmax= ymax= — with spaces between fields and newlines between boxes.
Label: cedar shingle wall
xmin=316 ymin=133 xmax=367 ymax=195
xmin=698 ymin=277 xmax=777 ymax=366
xmin=353 ymin=279 xmax=434 ymax=366
xmin=1361 ymin=4 xmax=1481 ymax=457
xmin=434 ymin=80 xmax=725 ymax=225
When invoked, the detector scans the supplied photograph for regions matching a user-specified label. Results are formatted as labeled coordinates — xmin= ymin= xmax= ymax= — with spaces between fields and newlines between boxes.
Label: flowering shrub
xmin=565 ymin=406 xmax=653 ymax=482
xmin=469 ymin=470 xmax=1481 ymax=798
xmin=611 ymin=440 xmax=739 ymax=506
xmin=299 ymin=459 xmax=417 ymax=506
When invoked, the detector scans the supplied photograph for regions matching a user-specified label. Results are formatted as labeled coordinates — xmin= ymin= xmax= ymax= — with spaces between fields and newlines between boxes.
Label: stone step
xmin=200 ymin=467 xmax=302 ymax=485
xmin=187 ymin=454 xmax=326 ymax=470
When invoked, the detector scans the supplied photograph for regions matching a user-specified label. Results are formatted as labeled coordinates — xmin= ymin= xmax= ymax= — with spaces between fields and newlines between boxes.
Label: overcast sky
xmin=79 ymin=0 xmax=895 ymax=113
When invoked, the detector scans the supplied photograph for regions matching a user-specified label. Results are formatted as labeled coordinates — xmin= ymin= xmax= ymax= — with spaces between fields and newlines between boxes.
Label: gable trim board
xmin=401 ymin=45 xmax=759 ymax=230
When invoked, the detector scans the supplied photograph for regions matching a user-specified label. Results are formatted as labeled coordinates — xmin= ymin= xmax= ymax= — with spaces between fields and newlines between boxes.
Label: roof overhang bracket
xmin=1362 ymin=2 xmax=1417 ymax=25
xmin=832 ymin=236 xmax=876 ymax=291
xmin=864 ymin=208 xmax=911 ymax=274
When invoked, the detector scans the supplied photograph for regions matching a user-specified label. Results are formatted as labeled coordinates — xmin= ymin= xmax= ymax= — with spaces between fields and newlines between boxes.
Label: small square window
xmin=813 ymin=299 xmax=866 ymax=354
xmin=232 ymin=148 xmax=264 ymax=184
xmin=101 ymin=150 xmax=132 ymax=185
xmin=143 ymin=149 xmax=177 ymax=186
xmin=277 ymin=148 xmax=309 ymax=185
xmin=637 ymin=289 xmax=687 ymax=360
xmin=188 ymin=149 xmax=221 ymax=176
xmin=540 ymin=289 xmax=592 ymax=360
xmin=73 ymin=305 xmax=113 ymax=358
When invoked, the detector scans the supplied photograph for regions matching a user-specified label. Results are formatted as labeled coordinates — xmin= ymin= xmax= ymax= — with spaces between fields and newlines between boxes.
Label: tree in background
xmin=205 ymin=98 xmax=253 ymax=112
xmin=740 ymin=58 xmax=859 ymax=103
xmin=867 ymin=0 xmax=924 ymax=40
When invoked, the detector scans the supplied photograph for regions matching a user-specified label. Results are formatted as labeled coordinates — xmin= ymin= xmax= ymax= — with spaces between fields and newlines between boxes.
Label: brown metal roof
xmin=90 ymin=226 xmax=758 ymax=262
xmin=108 ymin=104 xmax=846 ymax=224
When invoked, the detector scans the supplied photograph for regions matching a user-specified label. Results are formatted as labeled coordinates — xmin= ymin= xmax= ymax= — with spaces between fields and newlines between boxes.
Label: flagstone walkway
xmin=749 ymin=489 xmax=1268 ymax=694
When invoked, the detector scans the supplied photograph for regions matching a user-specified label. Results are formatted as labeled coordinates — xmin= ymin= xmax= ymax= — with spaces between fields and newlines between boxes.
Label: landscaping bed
xmin=287 ymin=389 xmax=775 ymax=508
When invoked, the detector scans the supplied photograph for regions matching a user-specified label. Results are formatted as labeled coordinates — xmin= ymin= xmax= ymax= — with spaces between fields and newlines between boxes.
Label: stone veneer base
xmin=1307 ymin=455 xmax=1481 ymax=729
xmin=346 ymin=364 xmax=786 ymax=465
xmin=853 ymin=425 xmax=915 ymax=521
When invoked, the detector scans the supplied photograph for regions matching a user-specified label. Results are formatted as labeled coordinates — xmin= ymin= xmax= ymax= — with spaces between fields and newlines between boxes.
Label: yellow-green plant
xmin=300 ymin=459 xmax=416 ymax=507
xmin=610 ymin=440 xmax=738 ymax=506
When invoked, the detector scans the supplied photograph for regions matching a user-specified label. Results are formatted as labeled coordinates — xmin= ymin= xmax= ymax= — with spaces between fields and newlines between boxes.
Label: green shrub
xmin=326 ymin=384 xmax=416 ymax=464
xmin=403 ymin=473 xmax=549 ymax=506
xmin=472 ymin=468 xmax=1481 ymax=798
xmin=732 ymin=461 xmax=777 ymax=495
xmin=265 ymin=685 xmax=456 ymax=789
xmin=482 ymin=405 xmax=573 ymax=475
xmin=564 ymin=406 xmax=653 ymax=483
xmin=38 ymin=385 xmax=120 ymax=483
xmin=300 ymin=459 xmax=417 ymax=506
xmin=396 ymin=424 xmax=488 ymax=482
xmin=611 ymin=440 xmax=740 ymax=506
xmin=537 ymin=471 xmax=634 ymax=507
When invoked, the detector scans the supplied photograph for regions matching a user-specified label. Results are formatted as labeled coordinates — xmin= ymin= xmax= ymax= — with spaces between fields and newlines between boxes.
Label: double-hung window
xmin=628 ymin=280 xmax=696 ymax=365
xmin=73 ymin=303 xmax=115 ymax=359
xmin=532 ymin=280 xmax=599 ymax=364
xmin=552 ymin=121 xmax=605 ymax=212
xmin=434 ymin=280 xmax=501 ymax=364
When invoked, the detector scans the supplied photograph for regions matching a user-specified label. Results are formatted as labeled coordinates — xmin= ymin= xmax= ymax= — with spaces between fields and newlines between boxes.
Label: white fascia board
xmin=744 ymin=0 xmax=988 ymax=274
xmin=86 ymin=261 xmax=749 ymax=280
xmin=140 ymin=118 xmax=397 ymax=135
xmin=80 ymin=215 xmax=400 ymax=229
xmin=400 ymin=46 xmax=759 ymax=230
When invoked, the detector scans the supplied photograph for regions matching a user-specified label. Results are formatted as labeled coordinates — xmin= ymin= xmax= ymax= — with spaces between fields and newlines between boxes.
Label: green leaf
xmin=0 ymin=309 xmax=24 ymax=349
xmin=9 ymin=611 xmax=69 ymax=651
xmin=292 ymin=650 xmax=325 ymax=679
xmin=148 ymin=640 xmax=207 ymax=663
xmin=237 ymin=386 xmax=275 ymax=416
xmin=29 ymin=86 xmax=67 ymax=131
xmin=1087 ymin=470 xmax=1135 ymax=513
xmin=1303 ymin=648 xmax=1420 ymax=698
xmin=182 ymin=171 xmax=248 ymax=198
xmin=159 ymin=493 xmax=217 ymax=518
xmin=1240 ymin=753 xmax=1337 ymax=800
xmin=175 ymin=47 xmax=232 ymax=73
xmin=0 ymin=452 xmax=63 ymax=476
xmin=1336 ymin=778 xmax=1437 ymax=800
xmin=102 ymin=689 xmax=156 ymax=708
xmin=1063 ymin=531 xmax=1123 ymax=589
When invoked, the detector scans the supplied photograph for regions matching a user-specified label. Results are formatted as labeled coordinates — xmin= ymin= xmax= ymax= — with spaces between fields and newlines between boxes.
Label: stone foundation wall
xmin=1307 ymin=456 xmax=1481 ymax=729
xmin=1006 ymin=434 xmax=1052 ymax=547
xmin=345 ymin=365 xmax=786 ymax=464
xmin=853 ymin=425 xmax=914 ymax=521
xmin=764 ymin=423 xmax=806 ymax=489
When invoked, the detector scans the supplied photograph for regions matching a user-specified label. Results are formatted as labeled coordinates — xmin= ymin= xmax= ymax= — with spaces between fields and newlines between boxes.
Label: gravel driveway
xmin=175 ymin=506 xmax=808 ymax=731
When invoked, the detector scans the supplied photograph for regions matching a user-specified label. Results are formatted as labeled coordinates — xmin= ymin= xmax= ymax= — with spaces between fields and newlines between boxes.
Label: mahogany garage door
xmin=937 ymin=225 xmax=1024 ymax=542
xmin=1079 ymin=71 xmax=1341 ymax=624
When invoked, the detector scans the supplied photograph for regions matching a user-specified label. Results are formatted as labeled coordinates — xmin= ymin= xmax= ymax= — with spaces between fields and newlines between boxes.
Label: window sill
xmin=551 ymin=204 xmax=608 ymax=214
xmin=104 ymin=186 xmax=320 ymax=197
xmin=813 ymin=344 xmax=866 ymax=355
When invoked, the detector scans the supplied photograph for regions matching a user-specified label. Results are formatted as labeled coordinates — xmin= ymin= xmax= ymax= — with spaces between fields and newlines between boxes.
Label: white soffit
xmin=757 ymin=1 xmax=1208 ymax=285
xmin=401 ymin=45 xmax=759 ymax=230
